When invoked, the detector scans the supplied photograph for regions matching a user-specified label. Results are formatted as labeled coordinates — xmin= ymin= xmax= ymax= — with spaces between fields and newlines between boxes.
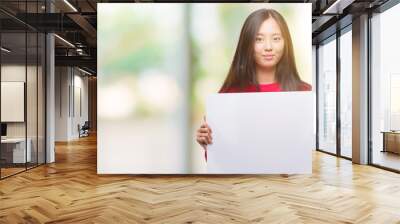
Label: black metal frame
xmin=336 ymin=22 xmax=341 ymax=158
xmin=367 ymin=0 xmax=400 ymax=172
xmin=316 ymin=44 xmax=319 ymax=151
xmin=338 ymin=23 xmax=353 ymax=161
xmin=0 ymin=0 xmax=47 ymax=180
xmin=0 ymin=20 xmax=2 ymax=179
xmin=315 ymin=21 xmax=353 ymax=162
xmin=315 ymin=33 xmax=338 ymax=156
xmin=367 ymin=10 xmax=373 ymax=166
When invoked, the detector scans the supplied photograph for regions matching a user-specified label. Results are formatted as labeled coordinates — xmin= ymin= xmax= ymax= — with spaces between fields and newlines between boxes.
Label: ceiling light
xmin=1 ymin=47 xmax=11 ymax=53
xmin=78 ymin=67 xmax=93 ymax=76
xmin=54 ymin=34 xmax=75 ymax=48
xmin=323 ymin=0 xmax=355 ymax=15
xmin=63 ymin=0 xmax=78 ymax=12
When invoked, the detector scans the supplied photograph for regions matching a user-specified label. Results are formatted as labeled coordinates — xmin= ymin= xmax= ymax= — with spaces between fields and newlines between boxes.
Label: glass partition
xmin=339 ymin=28 xmax=352 ymax=158
xmin=0 ymin=1 xmax=46 ymax=179
xmin=1 ymin=30 xmax=28 ymax=177
xmin=371 ymin=4 xmax=400 ymax=171
xmin=317 ymin=36 xmax=337 ymax=155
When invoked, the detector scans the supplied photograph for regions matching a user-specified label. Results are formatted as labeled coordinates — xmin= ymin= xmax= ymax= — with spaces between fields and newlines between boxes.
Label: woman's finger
xmin=199 ymin=133 xmax=212 ymax=143
xmin=203 ymin=122 xmax=211 ymax=131
xmin=200 ymin=135 xmax=209 ymax=144
xmin=199 ymin=132 xmax=212 ymax=142
xmin=199 ymin=134 xmax=211 ymax=145
xmin=202 ymin=136 xmax=209 ymax=145
xmin=203 ymin=116 xmax=212 ymax=132
xmin=197 ymin=132 xmax=208 ymax=137
xmin=198 ymin=127 xmax=209 ymax=134
xmin=196 ymin=134 xmax=211 ymax=147
xmin=203 ymin=123 xmax=212 ymax=134
xmin=199 ymin=127 xmax=210 ymax=133
xmin=197 ymin=136 xmax=207 ymax=145
xmin=196 ymin=132 xmax=205 ymax=139
xmin=206 ymin=136 xmax=211 ymax=144
xmin=204 ymin=136 xmax=210 ymax=145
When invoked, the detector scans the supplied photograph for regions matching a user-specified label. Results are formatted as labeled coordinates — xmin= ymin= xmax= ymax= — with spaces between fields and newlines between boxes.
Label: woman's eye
xmin=273 ymin=36 xmax=281 ymax=41
xmin=256 ymin=37 xmax=263 ymax=42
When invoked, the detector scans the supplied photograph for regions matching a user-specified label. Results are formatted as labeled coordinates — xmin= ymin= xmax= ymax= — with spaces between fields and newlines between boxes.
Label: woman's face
xmin=253 ymin=18 xmax=285 ymax=70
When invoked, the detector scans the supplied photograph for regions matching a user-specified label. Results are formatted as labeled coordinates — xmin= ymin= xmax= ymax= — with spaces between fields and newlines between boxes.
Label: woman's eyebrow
xmin=257 ymin=32 xmax=281 ymax=36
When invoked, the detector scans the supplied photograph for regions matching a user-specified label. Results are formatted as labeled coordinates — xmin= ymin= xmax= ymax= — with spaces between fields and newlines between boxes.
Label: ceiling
xmin=0 ymin=0 xmax=392 ymax=75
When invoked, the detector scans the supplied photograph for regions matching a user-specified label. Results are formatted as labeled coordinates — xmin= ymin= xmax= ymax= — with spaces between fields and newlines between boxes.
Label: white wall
xmin=1 ymin=64 xmax=46 ymax=164
xmin=1 ymin=65 xmax=38 ymax=138
xmin=55 ymin=67 xmax=89 ymax=141
xmin=55 ymin=66 xmax=69 ymax=141
xmin=72 ymin=73 xmax=89 ymax=138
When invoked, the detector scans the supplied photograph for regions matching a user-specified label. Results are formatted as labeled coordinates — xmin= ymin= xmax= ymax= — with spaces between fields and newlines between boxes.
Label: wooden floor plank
xmin=1 ymin=134 xmax=400 ymax=223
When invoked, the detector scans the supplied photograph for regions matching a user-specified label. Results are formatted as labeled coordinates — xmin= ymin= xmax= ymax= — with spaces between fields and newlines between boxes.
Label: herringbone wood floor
xmin=1 ymin=134 xmax=400 ymax=223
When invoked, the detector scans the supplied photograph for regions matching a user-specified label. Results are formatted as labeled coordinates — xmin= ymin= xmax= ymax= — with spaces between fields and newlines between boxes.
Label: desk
xmin=1 ymin=138 xmax=31 ymax=163
xmin=381 ymin=131 xmax=400 ymax=154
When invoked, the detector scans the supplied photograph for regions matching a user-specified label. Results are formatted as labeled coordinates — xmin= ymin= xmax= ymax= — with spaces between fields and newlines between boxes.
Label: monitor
xmin=1 ymin=123 xmax=7 ymax=137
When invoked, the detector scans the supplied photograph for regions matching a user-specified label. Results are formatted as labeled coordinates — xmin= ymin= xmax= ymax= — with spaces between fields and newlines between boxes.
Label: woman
xmin=196 ymin=8 xmax=311 ymax=160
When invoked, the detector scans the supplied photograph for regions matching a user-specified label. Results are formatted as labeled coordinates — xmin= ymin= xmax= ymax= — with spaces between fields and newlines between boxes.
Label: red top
xmin=219 ymin=82 xmax=312 ymax=93
xmin=204 ymin=82 xmax=312 ymax=161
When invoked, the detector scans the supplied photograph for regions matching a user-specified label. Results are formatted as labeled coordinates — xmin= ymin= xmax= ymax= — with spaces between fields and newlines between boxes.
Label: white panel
xmin=74 ymin=86 xmax=81 ymax=138
xmin=206 ymin=92 xmax=313 ymax=174
xmin=1 ymin=82 xmax=25 ymax=122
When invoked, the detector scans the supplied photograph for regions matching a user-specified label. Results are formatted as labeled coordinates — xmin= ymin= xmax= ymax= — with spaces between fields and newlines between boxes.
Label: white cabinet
xmin=1 ymin=138 xmax=32 ymax=163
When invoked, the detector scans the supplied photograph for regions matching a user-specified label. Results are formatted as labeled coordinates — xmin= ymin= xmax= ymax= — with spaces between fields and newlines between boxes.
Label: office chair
xmin=79 ymin=121 xmax=90 ymax=138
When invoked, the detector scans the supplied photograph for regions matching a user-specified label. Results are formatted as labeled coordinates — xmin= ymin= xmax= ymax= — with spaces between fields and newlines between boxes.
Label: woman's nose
xmin=263 ymin=41 xmax=272 ymax=51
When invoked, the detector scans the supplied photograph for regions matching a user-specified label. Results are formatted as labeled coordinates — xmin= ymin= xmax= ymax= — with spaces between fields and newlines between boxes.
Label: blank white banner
xmin=206 ymin=92 xmax=314 ymax=174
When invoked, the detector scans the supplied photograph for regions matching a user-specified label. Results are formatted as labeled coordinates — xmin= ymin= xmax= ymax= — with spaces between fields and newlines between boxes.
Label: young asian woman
xmin=196 ymin=8 xmax=311 ymax=161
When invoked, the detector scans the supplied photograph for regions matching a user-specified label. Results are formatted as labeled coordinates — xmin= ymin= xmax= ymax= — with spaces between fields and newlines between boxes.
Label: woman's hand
xmin=196 ymin=116 xmax=213 ymax=150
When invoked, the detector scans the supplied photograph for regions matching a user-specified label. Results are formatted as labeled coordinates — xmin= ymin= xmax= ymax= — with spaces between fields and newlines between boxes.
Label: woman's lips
xmin=262 ymin=54 xmax=274 ymax=60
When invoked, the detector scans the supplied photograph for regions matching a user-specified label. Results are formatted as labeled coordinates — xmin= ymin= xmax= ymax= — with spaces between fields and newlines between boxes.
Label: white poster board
xmin=206 ymin=92 xmax=314 ymax=174
xmin=1 ymin=82 xmax=25 ymax=122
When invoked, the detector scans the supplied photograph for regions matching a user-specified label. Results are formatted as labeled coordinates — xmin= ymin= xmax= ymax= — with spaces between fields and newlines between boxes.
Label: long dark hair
xmin=219 ymin=9 xmax=307 ymax=92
